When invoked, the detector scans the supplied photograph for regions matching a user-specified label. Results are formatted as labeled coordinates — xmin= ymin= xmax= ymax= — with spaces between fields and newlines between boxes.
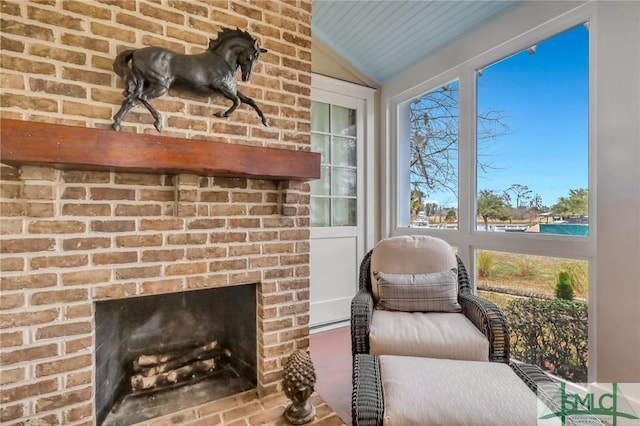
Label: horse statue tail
xmin=113 ymin=49 xmax=138 ymax=96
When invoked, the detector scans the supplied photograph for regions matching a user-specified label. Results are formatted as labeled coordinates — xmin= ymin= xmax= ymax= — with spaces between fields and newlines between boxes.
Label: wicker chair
xmin=351 ymin=236 xmax=510 ymax=363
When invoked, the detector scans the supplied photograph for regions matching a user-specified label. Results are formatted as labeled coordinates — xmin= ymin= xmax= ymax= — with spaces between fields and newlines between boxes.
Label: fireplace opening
xmin=94 ymin=284 xmax=257 ymax=425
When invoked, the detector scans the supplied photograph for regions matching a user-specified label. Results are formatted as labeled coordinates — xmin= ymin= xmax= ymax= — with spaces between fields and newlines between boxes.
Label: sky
xmin=427 ymin=23 xmax=589 ymax=210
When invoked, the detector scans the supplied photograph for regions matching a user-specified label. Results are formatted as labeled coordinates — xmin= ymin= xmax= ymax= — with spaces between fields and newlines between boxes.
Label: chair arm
xmin=459 ymin=292 xmax=510 ymax=363
xmin=510 ymin=361 xmax=606 ymax=426
xmin=352 ymin=354 xmax=384 ymax=426
xmin=510 ymin=360 xmax=556 ymax=394
xmin=351 ymin=290 xmax=374 ymax=356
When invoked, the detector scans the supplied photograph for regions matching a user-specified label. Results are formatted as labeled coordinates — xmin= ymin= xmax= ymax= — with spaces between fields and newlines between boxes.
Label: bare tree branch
xmin=410 ymin=83 xmax=509 ymax=201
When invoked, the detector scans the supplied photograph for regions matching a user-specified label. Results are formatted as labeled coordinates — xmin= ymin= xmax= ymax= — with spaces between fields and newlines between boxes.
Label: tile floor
xmin=309 ymin=325 xmax=352 ymax=425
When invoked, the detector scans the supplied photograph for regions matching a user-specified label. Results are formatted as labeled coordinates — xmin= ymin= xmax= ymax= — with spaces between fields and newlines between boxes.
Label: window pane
xmin=332 ymin=167 xmax=356 ymax=196
xmin=476 ymin=24 xmax=589 ymax=236
xmin=333 ymin=198 xmax=356 ymax=226
xmin=409 ymin=80 xmax=460 ymax=229
xmin=311 ymin=101 xmax=330 ymax=132
xmin=476 ymin=250 xmax=588 ymax=383
xmin=332 ymin=136 xmax=356 ymax=167
xmin=331 ymin=105 xmax=356 ymax=136
xmin=310 ymin=197 xmax=330 ymax=227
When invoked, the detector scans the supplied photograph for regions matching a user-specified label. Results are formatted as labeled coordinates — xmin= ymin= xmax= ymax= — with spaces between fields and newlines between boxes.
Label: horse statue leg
xmin=214 ymin=85 xmax=269 ymax=127
xmin=237 ymin=91 xmax=269 ymax=126
xmin=113 ymin=63 xmax=143 ymax=131
xmin=112 ymin=83 xmax=168 ymax=132
xmin=214 ymin=87 xmax=242 ymax=120
xmin=137 ymin=83 xmax=169 ymax=132
xmin=112 ymin=95 xmax=140 ymax=132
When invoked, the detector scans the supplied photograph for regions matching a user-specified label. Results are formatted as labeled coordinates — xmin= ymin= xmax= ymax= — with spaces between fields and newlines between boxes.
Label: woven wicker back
xmin=358 ymin=249 xmax=374 ymax=292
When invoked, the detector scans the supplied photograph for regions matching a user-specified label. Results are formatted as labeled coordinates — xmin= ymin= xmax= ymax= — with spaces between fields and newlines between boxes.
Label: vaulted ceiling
xmin=312 ymin=1 xmax=519 ymax=85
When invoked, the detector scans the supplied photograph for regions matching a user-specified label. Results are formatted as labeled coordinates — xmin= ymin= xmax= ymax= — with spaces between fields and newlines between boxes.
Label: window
xmin=477 ymin=250 xmax=589 ymax=383
xmin=470 ymin=24 xmax=591 ymax=383
xmin=391 ymin=17 xmax=593 ymax=383
xmin=476 ymin=24 xmax=589 ymax=236
xmin=310 ymin=101 xmax=357 ymax=227
xmin=408 ymin=80 xmax=459 ymax=229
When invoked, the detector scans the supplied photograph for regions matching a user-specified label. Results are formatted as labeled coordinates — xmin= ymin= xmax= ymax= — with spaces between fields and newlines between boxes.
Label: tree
xmin=527 ymin=194 xmax=544 ymax=220
xmin=527 ymin=193 xmax=545 ymax=221
xmin=505 ymin=184 xmax=532 ymax=208
xmin=410 ymin=83 xmax=509 ymax=200
xmin=529 ymin=194 xmax=543 ymax=211
xmin=424 ymin=202 xmax=439 ymax=217
xmin=410 ymin=189 xmax=424 ymax=218
xmin=551 ymin=188 xmax=588 ymax=219
xmin=477 ymin=190 xmax=508 ymax=229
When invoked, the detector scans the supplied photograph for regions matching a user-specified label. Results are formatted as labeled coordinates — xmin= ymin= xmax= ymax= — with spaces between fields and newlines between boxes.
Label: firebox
xmin=94 ymin=284 xmax=257 ymax=425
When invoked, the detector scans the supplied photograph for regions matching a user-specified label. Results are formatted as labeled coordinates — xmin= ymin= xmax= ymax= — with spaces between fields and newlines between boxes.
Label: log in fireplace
xmin=94 ymin=285 xmax=257 ymax=425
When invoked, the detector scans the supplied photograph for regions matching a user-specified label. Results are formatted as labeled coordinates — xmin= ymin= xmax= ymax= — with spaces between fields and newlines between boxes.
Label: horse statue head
xmin=208 ymin=28 xmax=267 ymax=82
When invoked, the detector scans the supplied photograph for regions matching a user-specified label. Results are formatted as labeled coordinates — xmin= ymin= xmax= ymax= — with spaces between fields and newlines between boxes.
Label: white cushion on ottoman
xmin=380 ymin=355 xmax=538 ymax=425
xmin=370 ymin=310 xmax=489 ymax=361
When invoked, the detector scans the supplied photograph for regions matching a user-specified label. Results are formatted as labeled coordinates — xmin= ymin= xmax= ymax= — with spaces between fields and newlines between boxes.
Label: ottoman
xmin=352 ymin=354 xmax=541 ymax=426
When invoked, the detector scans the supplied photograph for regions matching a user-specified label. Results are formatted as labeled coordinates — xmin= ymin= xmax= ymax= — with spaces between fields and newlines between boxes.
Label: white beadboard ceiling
xmin=312 ymin=1 xmax=518 ymax=85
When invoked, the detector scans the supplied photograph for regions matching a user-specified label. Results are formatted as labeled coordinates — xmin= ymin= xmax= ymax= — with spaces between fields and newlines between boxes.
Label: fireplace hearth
xmin=95 ymin=285 xmax=257 ymax=425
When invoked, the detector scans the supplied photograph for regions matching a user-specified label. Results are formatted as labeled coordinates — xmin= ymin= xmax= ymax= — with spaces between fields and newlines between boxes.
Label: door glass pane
xmin=332 ymin=136 xmax=356 ymax=167
xmin=311 ymin=102 xmax=358 ymax=228
xmin=409 ymin=80 xmax=460 ymax=229
xmin=331 ymin=105 xmax=356 ymax=136
xmin=332 ymin=167 xmax=356 ymax=197
xmin=310 ymin=166 xmax=331 ymax=196
xmin=310 ymin=197 xmax=330 ymax=227
xmin=311 ymin=101 xmax=330 ymax=132
xmin=333 ymin=198 xmax=356 ymax=226
xmin=476 ymin=24 xmax=589 ymax=236
xmin=311 ymin=134 xmax=330 ymax=164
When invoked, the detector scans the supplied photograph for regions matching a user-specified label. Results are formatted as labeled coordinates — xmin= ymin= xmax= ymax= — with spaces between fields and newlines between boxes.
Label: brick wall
xmin=0 ymin=1 xmax=312 ymax=425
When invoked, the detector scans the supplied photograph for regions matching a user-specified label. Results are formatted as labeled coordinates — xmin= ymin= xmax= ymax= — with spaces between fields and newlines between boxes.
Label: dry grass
xmin=476 ymin=251 xmax=588 ymax=299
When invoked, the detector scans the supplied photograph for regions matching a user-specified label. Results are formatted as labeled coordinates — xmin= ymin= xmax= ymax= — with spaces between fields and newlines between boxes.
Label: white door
xmin=309 ymin=75 xmax=374 ymax=328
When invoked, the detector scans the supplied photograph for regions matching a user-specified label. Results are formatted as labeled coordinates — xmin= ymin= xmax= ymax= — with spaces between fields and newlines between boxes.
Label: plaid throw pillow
xmin=374 ymin=269 xmax=461 ymax=312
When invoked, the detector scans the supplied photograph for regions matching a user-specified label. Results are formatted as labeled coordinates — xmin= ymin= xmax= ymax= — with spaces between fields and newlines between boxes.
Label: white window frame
xmin=383 ymin=4 xmax=596 ymax=380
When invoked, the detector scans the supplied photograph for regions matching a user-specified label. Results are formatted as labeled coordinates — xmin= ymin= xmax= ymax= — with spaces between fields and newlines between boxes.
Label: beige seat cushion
xmin=380 ymin=355 xmax=538 ymax=426
xmin=370 ymin=235 xmax=457 ymax=302
xmin=369 ymin=310 xmax=489 ymax=361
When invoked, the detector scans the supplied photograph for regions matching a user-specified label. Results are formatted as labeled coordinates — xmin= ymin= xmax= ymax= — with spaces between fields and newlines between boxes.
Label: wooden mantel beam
xmin=0 ymin=119 xmax=320 ymax=181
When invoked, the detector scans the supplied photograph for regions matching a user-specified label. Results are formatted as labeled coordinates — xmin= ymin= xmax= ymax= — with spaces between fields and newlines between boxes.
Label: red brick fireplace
xmin=0 ymin=1 xmax=327 ymax=424
xmin=94 ymin=283 xmax=258 ymax=425
xmin=0 ymin=141 xmax=317 ymax=424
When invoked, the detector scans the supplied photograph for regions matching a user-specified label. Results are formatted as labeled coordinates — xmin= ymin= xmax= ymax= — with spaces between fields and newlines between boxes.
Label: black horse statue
xmin=112 ymin=28 xmax=268 ymax=132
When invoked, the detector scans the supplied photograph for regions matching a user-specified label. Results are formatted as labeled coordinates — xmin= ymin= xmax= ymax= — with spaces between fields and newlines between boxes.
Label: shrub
xmin=505 ymin=298 xmax=588 ymax=383
xmin=477 ymin=251 xmax=494 ymax=278
xmin=445 ymin=210 xmax=457 ymax=223
xmin=559 ymin=260 xmax=588 ymax=296
xmin=515 ymin=256 xmax=536 ymax=278
xmin=555 ymin=271 xmax=575 ymax=300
